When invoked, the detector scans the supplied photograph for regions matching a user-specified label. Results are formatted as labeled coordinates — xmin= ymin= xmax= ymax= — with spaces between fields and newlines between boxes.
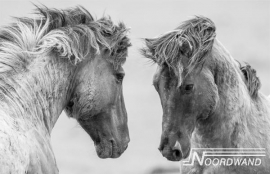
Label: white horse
xmin=0 ymin=6 xmax=130 ymax=174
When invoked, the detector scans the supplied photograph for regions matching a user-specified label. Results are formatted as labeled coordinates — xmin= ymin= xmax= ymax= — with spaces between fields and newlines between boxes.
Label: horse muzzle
xmin=95 ymin=138 xmax=129 ymax=159
xmin=159 ymin=138 xmax=191 ymax=161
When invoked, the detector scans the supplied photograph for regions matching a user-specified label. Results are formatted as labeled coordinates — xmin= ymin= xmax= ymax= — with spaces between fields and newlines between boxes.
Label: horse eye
xmin=116 ymin=73 xmax=125 ymax=83
xmin=185 ymin=84 xmax=194 ymax=91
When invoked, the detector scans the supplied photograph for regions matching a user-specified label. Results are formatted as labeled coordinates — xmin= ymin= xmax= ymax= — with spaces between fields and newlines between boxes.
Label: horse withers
xmin=142 ymin=16 xmax=270 ymax=173
xmin=0 ymin=6 xmax=130 ymax=174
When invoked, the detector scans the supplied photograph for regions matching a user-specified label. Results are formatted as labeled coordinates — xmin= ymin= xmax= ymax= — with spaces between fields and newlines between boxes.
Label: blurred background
xmin=0 ymin=0 xmax=269 ymax=173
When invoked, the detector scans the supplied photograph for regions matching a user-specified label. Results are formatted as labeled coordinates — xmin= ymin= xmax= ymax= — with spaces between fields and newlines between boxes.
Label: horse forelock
xmin=141 ymin=16 xmax=216 ymax=83
xmin=0 ymin=5 xmax=130 ymax=75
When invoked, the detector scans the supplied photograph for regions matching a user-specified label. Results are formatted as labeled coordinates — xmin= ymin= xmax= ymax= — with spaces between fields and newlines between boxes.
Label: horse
xmin=0 ymin=5 xmax=130 ymax=174
xmin=141 ymin=16 xmax=270 ymax=174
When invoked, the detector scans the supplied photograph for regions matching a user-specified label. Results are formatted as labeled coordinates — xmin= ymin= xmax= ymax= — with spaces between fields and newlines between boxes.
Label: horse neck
xmin=194 ymin=40 xmax=264 ymax=148
xmin=0 ymin=54 xmax=75 ymax=135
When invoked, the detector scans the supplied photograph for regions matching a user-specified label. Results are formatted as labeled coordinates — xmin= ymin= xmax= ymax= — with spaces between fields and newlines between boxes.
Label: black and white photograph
xmin=0 ymin=0 xmax=269 ymax=174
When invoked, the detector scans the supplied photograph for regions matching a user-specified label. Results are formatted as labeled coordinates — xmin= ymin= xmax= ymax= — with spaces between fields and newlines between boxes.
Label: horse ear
xmin=240 ymin=64 xmax=261 ymax=99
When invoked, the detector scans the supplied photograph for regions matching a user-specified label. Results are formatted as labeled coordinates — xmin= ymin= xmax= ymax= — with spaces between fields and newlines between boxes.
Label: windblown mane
xmin=142 ymin=16 xmax=263 ymax=98
xmin=141 ymin=16 xmax=216 ymax=74
xmin=0 ymin=5 xmax=130 ymax=74
xmin=240 ymin=64 xmax=261 ymax=99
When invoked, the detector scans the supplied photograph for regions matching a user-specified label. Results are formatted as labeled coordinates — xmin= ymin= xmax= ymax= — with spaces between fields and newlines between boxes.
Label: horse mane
xmin=141 ymin=16 xmax=216 ymax=74
xmin=141 ymin=16 xmax=263 ymax=99
xmin=0 ymin=5 xmax=130 ymax=74
xmin=240 ymin=64 xmax=261 ymax=99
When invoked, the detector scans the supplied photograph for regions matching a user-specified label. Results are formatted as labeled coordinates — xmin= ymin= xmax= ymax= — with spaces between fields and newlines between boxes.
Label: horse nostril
xmin=110 ymin=139 xmax=116 ymax=147
xmin=172 ymin=141 xmax=182 ymax=159
xmin=172 ymin=149 xmax=182 ymax=159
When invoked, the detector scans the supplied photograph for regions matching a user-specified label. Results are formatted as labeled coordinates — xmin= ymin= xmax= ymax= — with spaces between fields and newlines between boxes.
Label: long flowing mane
xmin=141 ymin=16 xmax=263 ymax=99
xmin=0 ymin=5 xmax=130 ymax=75
xmin=141 ymin=16 xmax=216 ymax=74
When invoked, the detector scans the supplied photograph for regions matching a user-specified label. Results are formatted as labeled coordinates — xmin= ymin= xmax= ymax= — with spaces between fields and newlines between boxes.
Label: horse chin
xmin=94 ymin=141 xmax=122 ymax=159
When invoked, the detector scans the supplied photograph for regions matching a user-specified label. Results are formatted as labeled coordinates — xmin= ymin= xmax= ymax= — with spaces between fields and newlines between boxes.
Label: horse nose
xmin=172 ymin=141 xmax=183 ymax=159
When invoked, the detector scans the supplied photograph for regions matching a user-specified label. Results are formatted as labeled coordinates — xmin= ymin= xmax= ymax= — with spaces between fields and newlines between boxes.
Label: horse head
xmin=141 ymin=16 xmax=219 ymax=161
xmin=32 ymin=6 xmax=132 ymax=159
xmin=65 ymin=24 xmax=130 ymax=159
xmin=66 ymin=52 xmax=130 ymax=158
